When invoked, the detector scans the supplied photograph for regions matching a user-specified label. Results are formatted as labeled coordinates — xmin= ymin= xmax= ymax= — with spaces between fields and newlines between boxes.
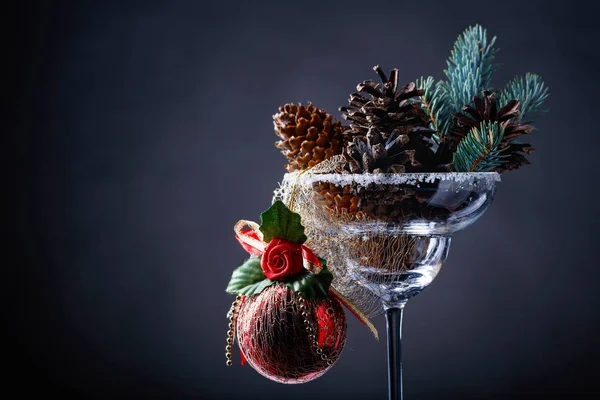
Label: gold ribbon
xmin=329 ymin=287 xmax=379 ymax=341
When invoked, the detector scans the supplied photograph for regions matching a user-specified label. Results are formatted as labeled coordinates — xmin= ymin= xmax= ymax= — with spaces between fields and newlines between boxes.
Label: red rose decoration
xmin=261 ymin=238 xmax=303 ymax=280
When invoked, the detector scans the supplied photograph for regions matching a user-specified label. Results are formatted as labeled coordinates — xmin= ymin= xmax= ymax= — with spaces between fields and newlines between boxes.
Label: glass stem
xmin=384 ymin=303 xmax=405 ymax=400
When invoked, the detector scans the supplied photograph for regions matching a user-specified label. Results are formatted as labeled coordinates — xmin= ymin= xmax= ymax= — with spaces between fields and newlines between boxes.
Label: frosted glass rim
xmin=285 ymin=171 xmax=501 ymax=186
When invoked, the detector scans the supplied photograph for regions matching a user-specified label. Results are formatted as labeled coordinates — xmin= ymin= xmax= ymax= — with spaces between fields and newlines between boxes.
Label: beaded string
xmin=225 ymin=295 xmax=241 ymax=366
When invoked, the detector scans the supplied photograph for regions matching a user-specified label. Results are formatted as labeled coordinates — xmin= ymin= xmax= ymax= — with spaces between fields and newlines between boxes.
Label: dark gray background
xmin=9 ymin=0 xmax=600 ymax=398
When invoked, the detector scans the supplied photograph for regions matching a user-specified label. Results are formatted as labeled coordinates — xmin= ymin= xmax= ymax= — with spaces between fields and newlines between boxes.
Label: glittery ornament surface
xmin=236 ymin=284 xmax=346 ymax=384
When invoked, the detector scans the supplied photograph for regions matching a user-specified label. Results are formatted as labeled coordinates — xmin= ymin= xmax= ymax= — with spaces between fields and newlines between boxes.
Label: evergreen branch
xmin=452 ymin=121 xmax=508 ymax=172
xmin=432 ymin=81 xmax=453 ymax=140
xmin=500 ymin=73 xmax=549 ymax=120
xmin=415 ymin=76 xmax=440 ymax=141
xmin=436 ymin=25 xmax=499 ymax=140
xmin=445 ymin=24 xmax=498 ymax=95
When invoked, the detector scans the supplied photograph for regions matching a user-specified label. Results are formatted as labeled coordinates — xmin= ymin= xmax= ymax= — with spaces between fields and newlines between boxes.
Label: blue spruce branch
xmin=415 ymin=76 xmax=441 ymax=142
xmin=452 ymin=121 xmax=508 ymax=172
xmin=500 ymin=73 xmax=549 ymax=120
xmin=418 ymin=25 xmax=499 ymax=142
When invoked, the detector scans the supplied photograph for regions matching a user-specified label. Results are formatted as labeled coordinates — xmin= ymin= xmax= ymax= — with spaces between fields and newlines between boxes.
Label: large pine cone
xmin=340 ymin=66 xmax=435 ymax=173
xmin=274 ymin=103 xmax=345 ymax=172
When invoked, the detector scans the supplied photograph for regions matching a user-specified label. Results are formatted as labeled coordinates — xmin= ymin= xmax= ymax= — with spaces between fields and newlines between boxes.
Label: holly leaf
xmin=259 ymin=200 xmax=307 ymax=244
xmin=225 ymin=257 xmax=275 ymax=296
xmin=285 ymin=259 xmax=333 ymax=299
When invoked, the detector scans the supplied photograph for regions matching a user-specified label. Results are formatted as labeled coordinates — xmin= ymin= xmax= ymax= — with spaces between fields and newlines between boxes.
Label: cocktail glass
xmin=277 ymin=172 xmax=500 ymax=400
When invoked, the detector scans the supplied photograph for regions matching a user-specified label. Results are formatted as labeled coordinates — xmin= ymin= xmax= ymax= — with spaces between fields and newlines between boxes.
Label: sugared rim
xmin=285 ymin=171 xmax=501 ymax=186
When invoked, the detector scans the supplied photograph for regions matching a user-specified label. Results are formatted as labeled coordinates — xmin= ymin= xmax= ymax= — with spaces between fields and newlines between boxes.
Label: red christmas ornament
xmin=236 ymin=283 xmax=347 ymax=384
xmin=226 ymin=202 xmax=375 ymax=384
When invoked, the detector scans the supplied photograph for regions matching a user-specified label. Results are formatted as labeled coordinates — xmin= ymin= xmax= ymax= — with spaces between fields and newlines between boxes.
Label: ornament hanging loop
xmin=287 ymin=169 xmax=310 ymax=211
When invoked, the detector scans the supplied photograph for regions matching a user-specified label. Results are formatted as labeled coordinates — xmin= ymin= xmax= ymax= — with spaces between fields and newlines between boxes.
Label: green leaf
xmin=225 ymin=257 xmax=275 ymax=296
xmin=285 ymin=260 xmax=333 ymax=299
xmin=259 ymin=200 xmax=307 ymax=244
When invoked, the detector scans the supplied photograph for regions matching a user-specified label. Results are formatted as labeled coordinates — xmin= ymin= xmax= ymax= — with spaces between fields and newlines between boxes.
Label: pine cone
xmin=317 ymin=182 xmax=360 ymax=214
xmin=450 ymin=91 xmax=535 ymax=172
xmin=340 ymin=65 xmax=435 ymax=173
xmin=312 ymin=181 xmax=452 ymax=223
xmin=274 ymin=103 xmax=345 ymax=172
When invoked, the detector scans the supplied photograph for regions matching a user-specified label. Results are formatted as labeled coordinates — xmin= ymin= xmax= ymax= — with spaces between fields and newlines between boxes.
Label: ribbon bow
xmin=234 ymin=220 xmax=323 ymax=275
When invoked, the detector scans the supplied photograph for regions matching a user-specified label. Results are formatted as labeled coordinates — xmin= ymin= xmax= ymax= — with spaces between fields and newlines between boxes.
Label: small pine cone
xmin=450 ymin=91 xmax=536 ymax=171
xmin=274 ymin=103 xmax=345 ymax=172
xmin=317 ymin=182 xmax=360 ymax=214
